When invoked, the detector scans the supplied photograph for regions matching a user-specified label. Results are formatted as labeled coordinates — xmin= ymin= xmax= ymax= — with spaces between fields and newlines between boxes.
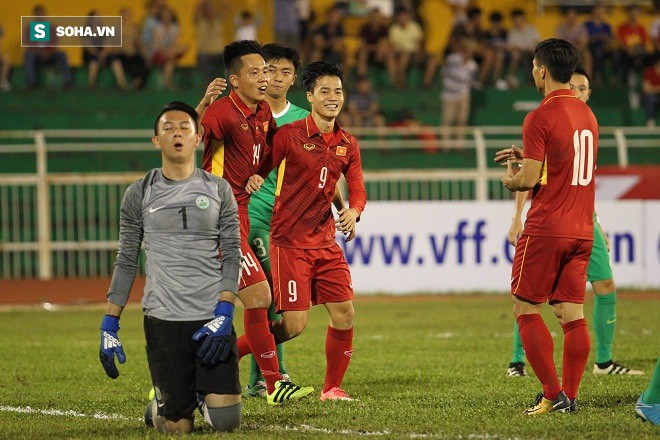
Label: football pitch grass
xmin=0 ymin=292 xmax=658 ymax=439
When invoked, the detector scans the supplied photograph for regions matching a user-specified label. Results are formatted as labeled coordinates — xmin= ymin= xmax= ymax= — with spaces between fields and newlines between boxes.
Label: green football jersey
xmin=248 ymin=101 xmax=309 ymax=228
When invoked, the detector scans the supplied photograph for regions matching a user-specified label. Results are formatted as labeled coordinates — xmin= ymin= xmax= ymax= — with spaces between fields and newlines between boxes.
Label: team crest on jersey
xmin=336 ymin=146 xmax=347 ymax=156
xmin=303 ymin=143 xmax=316 ymax=151
xmin=263 ymin=121 xmax=269 ymax=131
xmin=195 ymin=196 xmax=210 ymax=210
xmin=241 ymin=124 xmax=248 ymax=131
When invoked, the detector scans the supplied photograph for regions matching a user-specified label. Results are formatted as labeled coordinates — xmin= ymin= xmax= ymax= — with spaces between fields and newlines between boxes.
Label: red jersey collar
xmin=228 ymin=89 xmax=263 ymax=118
xmin=304 ymin=114 xmax=350 ymax=143
xmin=541 ymin=88 xmax=578 ymax=106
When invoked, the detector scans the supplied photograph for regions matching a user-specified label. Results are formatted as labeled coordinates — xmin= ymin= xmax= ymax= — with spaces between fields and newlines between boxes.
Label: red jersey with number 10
xmin=522 ymin=89 xmax=599 ymax=240
xmin=202 ymin=90 xmax=277 ymax=208
xmin=260 ymin=115 xmax=367 ymax=249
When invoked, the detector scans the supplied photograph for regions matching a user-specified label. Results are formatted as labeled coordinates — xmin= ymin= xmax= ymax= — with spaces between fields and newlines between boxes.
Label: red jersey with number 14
xmin=522 ymin=89 xmax=598 ymax=240
xmin=202 ymin=90 xmax=276 ymax=208
xmin=260 ymin=115 xmax=366 ymax=249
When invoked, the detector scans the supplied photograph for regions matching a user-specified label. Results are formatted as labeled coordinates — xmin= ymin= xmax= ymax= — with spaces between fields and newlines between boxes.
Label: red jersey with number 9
xmin=522 ymin=89 xmax=599 ymax=240
xmin=202 ymin=90 xmax=277 ymax=208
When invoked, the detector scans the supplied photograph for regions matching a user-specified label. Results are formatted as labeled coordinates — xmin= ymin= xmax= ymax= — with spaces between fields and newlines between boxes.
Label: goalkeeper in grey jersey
xmin=98 ymin=100 xmax=243 ymax=434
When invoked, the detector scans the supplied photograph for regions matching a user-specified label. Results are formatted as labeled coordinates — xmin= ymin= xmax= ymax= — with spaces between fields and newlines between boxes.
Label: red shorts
xmin=270 ymin=242 xmax=354 ymax=312
xmin=238 ymin=210 xmax=267 ymax=289
xmin=511 ymin=235 xmax=592 ymax=304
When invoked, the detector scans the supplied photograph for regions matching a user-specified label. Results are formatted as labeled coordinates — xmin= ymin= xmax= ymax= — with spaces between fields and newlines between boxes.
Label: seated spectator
xmin=82 ymin=10 xmax=128 ymax=90
xmin=446 ymin=0 xmax=469 ymax=24
xmin=617 ymin=5 xmax=649 ymax=87
xmin=441 ymin=40 xmax=478 ymax=151
xmin=483 ymin=11 xmax=508 ymax=89
xmin=357 ymin=8 xmax=395 ymax=82
xmin=649 ymin=8 xmax=659 ymax=54
xmin=506 ymin=9 xmax=539 ymax=88
xmin=234 ymin=10 xmax=263 ymax=41
xmin=151 ymin=8 xmax=188 ymax=90
xmin=584 ymin=3 xmax=617 ymax=85
xmin=141 ymin=0 xmax=165 ymax=62
xmin=309 ymin=6 xmax=347 ymax=66
xmin=0 ymin=23 xmax=11 ymax=91
xmin=195 ymin=0 xmax=228 ymax=85
xmin=23 ymin=4 xmax=73 ymax=90
xmin=389 ymin=6 xmax=424 ymax=89
xmin=347 ymin=75 xmax=387 ymax=128
xmin=116 ymin=7 xmax=149 ymax=89
xmin=555 ymin=7 xmax=592 ymax=79
xmin=642 ymin=55 xmax=660 ymax=127
xmin=389 ymin=107 xmax=439 ymax=154
xmin=274 ymin=0 xmax=300 ymax=48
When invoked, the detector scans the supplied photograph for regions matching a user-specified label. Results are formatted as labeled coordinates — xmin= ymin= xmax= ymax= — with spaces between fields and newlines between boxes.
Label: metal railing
xmin=0 ymin=126 xmax=658 ymax=279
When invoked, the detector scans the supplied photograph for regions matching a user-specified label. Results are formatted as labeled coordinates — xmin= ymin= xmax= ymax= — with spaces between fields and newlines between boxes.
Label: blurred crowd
xmin=1 ymin=0 xmax=658 ymax=127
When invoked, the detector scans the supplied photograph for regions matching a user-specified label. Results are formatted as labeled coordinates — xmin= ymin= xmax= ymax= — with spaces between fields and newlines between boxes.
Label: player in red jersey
xmin=246 ymin=61 xmax=366 ymax=401
xmin=494 ymin=38 xmax=598 ymax=415
xmin=199 ymin=40 xmax=313 ymax=405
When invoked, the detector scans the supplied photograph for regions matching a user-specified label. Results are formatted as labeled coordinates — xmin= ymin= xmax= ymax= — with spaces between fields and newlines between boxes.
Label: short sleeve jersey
xmin=202 ymin=90 xmax=277 ymax=209
xmin=248 ymin=101 xmax=309 ymax=229
xmin=262 ymin=115 xmax=367 ymax=249
xmin=522 ymin=89 xmax=599 ymax=240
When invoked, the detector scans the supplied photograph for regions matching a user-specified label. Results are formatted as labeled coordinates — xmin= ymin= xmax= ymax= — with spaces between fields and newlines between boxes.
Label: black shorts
xmin=144 ymin=316 xmax=241 ymax=418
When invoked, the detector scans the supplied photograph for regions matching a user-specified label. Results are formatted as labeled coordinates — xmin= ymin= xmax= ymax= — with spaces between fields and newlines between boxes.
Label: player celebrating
xmin=99 ymin=102 xmax=242 ymax=433
xmin=505 ymin=68 xmax=642 ymax=379
xmin=494 ymin=39 xmax=598 ymax=415
xmin=200 ymin=40 xmax=313 ymax=405
xmin=246 ymin=61 xmax=366 ymax=400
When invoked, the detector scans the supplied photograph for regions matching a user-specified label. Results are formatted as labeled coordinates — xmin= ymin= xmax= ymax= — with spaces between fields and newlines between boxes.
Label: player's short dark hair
xmin=153 ymin=101 xmax=199 ymax=135
xmin=573 ymin=67 xmax=590 ymax=85
xmin=511 ymin=9 xmax=525 ymax=18
xmin=301 ymin=61 xmax=344 ymax=92
xmin=534 ymin=38 xmax=580 ymax=84
xmin=467 ymin=7 xmax=482 ymax=20
xmin=261 ymin=43 xmax=302 ymax=72
xmin=489 ymin=11 xmax=503 ymax=22
xmin=223 ymin=40 xmax=263 ymax=77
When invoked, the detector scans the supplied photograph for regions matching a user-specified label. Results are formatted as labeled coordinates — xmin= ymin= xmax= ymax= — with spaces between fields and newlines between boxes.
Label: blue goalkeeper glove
xmin=192 ymin=301 xmax=235 ymax=365
xmin=99 ymin=315 xmax=126 ymax=379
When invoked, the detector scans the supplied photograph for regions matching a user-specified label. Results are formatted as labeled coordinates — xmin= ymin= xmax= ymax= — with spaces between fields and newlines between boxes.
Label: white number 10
xmin=571 ymin=129 xmax=594 ymax=186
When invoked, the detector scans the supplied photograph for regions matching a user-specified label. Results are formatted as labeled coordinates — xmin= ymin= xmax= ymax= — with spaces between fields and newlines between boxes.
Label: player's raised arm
xmin=195 ymin=78 xmax=228 ymax=134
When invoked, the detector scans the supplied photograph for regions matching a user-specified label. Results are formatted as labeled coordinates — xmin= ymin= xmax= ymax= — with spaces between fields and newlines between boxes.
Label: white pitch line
xmin=0 ymin=405 xmax=136 ymax=421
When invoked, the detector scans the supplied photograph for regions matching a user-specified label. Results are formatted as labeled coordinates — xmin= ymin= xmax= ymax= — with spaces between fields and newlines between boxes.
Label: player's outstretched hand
xmin=245 ymin=174 xmax=264 ymax=194
xmin=336 ymin=208 xmax=358 ymax=242
xmin=494 ymin=145 xmax=523 ymax=165
xmin=192 ymin=301 xmax=235 ymax=365
xmin=99 ymin=315 xmax=126 ymax=379
xmin=200 ymin=78 xmax=227 ymax=108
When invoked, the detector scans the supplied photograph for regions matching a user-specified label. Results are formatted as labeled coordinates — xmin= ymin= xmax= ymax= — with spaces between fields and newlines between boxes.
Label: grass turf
xmin=0 ymin=292 xmax=658 ymax=439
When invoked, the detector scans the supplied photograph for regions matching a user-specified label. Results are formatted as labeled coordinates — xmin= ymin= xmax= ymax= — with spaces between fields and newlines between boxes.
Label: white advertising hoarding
xmin=339 ymin=201 xmax=659 ymax=294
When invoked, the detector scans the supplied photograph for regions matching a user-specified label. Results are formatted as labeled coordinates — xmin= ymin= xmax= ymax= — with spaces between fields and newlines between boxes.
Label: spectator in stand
xmin=274 ymin=0 xmax=300 ymax=48
xmin=440 ymin=39 xmax=478 ymax=151
xmin=116 ymin=8 xmax=149 ymax=90
xmin=357 ymin=8 xmax=395 ymax=82
xmin=642 ymin=55 xmax=660 ymax=127
xmin=555 ymin=7 xmax=592 ymax=79
xmin=347 ymin=75 xmax=387 ymax=129
xmin=234 ymin=11 xmax=263 ymax=42
xmin=389 ymin=6 xmax=424 ymax=89
xmin=446 ymin=0 xmax=469 ymax=24
xmin=152 ymin=8 xmax=188 ymax=90
xmin=506 ymin=9 xmax=540 ymax=88
xmin=584 ymin=3 xmax=616 ymax=86
xmin=483 ymin=11 xmax=509 ymax=90
xmin=296 ymin=0 xmax=313 ymax=61
xmin=23 ymin=4 xmax=74 ymax=90
xmin=389 ymin=107 xmax=439 ymax=154
xmin=141 ymin=0 xmax=165 ymax=64
xmin=617 ymin=5 xmax=649 ymax=87
xmin=195 ymin=0 xmax=228 ymax=86
xmin=649 ymin=7 xmax=659 ymax=54
xmin=82 ymin=10 xmax=129 ymax=90
xmin=0 ymin=24 xmax=11 ymax=91
xmin=309 ymin=6 xmax=347 ymax=66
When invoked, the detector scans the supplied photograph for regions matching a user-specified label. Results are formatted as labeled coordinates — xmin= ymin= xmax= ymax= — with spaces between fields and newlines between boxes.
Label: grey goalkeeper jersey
xmin=107 ymin=168 xmax=241 ymax=321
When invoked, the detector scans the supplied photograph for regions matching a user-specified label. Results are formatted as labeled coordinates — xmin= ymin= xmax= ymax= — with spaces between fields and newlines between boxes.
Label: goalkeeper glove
xmin=192 ymin=301 xmax=235 ymax=365
xmin=99 ymin=315 xmax=126 ymax=379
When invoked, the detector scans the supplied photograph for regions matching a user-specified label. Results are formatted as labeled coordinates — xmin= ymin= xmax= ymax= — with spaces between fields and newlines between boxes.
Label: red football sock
xmin=243 ymin=308 xmax=281 ymax=394
xmin=323 ymin=326 xmax=353 ymax=393
xmin=517 ymin=314 xmax=561 ymax=400
xmin=237 ymin=334 xmax=250 ymax=358
xmin=561 ymin=318 xmax=590 ymax=400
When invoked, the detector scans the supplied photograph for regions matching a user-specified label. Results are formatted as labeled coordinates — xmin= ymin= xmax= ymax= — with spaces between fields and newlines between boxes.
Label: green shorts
xmin=248 ymin=223 xmax=271 ymax=276
xmin=587 ymin=220 xmax=613 ymax=282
